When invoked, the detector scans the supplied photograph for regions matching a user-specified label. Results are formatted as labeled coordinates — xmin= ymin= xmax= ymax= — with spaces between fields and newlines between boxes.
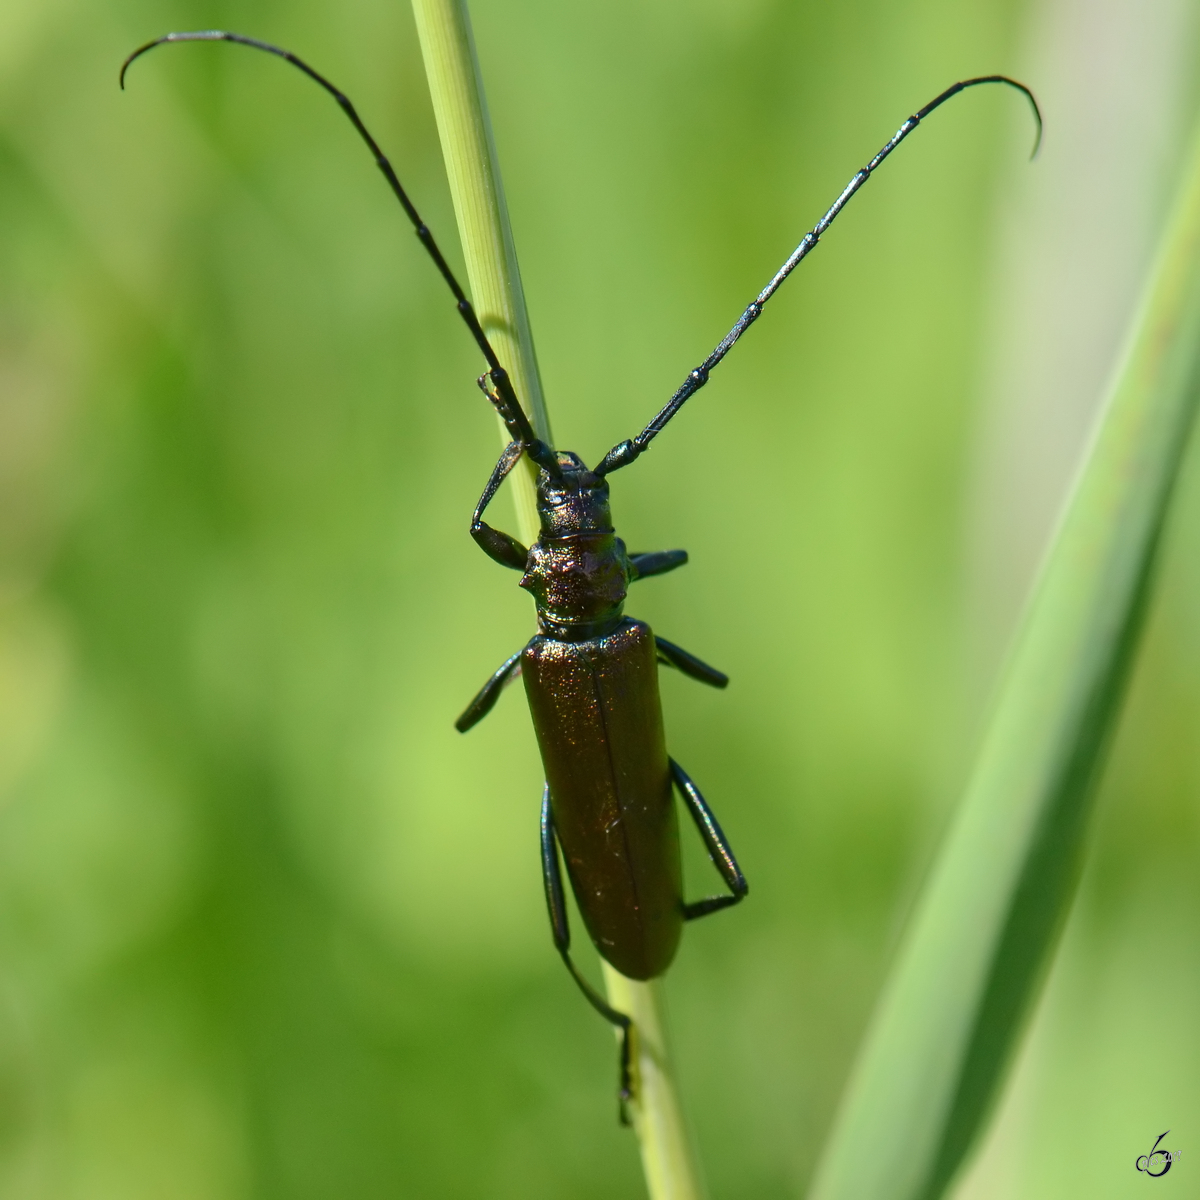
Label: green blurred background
xmin=1 ymin=0 xmax=1198 ymax=1196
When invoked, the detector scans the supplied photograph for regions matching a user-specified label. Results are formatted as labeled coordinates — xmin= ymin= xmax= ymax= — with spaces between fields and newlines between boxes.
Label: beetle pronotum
xmin=121 ymin=30 xmax=1040 ymax=1122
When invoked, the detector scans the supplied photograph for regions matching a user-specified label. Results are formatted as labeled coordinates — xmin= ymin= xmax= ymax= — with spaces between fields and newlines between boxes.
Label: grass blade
xmin=808 ymin=122 xmax=1200 ymax=1200
xmin=603 ymin=968 xmax=708 ymax=1200
xmin=410 ymin=0 xmax=550 ymax=536
xmin=409 ymin=3 xmax=705 ymax=1195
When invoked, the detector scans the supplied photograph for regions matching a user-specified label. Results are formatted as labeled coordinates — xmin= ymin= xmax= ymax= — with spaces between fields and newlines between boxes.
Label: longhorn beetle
xmin=121 ymin=31 xmax=1041 ymax=1122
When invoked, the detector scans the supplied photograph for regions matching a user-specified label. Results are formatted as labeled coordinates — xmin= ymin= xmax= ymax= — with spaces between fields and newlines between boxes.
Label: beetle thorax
xmin=519 ymin=454 xmax=632 ymax=640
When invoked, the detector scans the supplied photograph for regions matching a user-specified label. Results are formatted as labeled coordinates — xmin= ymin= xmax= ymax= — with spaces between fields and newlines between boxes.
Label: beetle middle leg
xmin=656 ymin=636 xmax=729 ymax=689
xmin=671 ymin=758 xmax=749 ymax=920
xmin=455 ymin=647 xmax=527 ymax=732
xmin=540 ymin=787 xmax=636 ymax=1124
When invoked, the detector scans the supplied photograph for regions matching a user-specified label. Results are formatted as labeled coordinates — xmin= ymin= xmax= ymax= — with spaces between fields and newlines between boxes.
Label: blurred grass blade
xmin=409 ymin=3 xmax=706 ymax=1196
xmin=603 ymin=967 xmax=708 ymax=1200
xmin=808 ymin=122 xmax=1200 ymax=1200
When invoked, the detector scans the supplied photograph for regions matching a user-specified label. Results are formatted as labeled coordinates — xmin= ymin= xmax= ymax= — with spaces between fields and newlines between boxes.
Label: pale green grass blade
xmin=410 ymin=3 xmax=705 ymax=1196
xmin=410 ymin=0 xmax=551 ymax=538
xmin=808 ymin=123 xmax=1200 ymax=1200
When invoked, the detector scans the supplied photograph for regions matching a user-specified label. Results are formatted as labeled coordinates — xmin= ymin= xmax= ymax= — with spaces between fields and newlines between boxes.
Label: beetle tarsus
xmin=542 ymin=789 xmax=638 ymax=1123
xmin=617 ymin=1027 xmax=635 ymax=1126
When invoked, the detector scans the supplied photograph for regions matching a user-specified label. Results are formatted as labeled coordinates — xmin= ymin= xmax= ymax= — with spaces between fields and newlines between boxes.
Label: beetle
xmin=121 ymin=30 xmax=1040 ymax=1121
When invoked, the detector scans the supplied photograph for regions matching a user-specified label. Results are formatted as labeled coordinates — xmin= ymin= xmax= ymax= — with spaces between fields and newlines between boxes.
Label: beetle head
xmin=536 ymin=452 xmax=612 ymax=538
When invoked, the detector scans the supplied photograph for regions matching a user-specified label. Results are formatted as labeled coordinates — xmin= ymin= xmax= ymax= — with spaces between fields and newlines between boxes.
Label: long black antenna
xmin=120 ymin=30 xmax=558 ymax=470
xmin=594 ymin=75 xmax=1042 ymax=477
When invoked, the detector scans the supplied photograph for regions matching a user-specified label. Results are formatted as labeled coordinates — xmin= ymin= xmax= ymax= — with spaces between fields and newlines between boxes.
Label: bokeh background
xmin=1 ymin=0 xmax=1198 ymax=1197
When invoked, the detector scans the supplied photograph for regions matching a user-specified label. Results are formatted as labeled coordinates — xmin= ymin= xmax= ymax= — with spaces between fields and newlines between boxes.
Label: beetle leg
xmin=629 ymin=549 xmax=688 ymax=580
xmin=541 ymin=787 xmax=636 ymax=1125
xmin=470 ymin=440 xmax=530 ymax=570
xmin=670 ymin=759 xmax=749 ymax=920
xmin=656 ymin=636 xmax=729 ymax=689
xmin=454 ymin=648 xmax=526 ymax=732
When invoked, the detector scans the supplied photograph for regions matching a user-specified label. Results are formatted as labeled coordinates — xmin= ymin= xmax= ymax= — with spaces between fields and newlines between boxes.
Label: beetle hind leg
xmin=541 ymin=787 xmax=636 ymax=1125
xmin=671 ymin=758 xmax=749 ymax=920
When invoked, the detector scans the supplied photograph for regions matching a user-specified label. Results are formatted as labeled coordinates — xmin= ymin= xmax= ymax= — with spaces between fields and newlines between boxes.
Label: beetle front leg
xmin=629 ymin=549 xmax=687 ymax=579
xmin=670 ymin=759 xmax=748 ymax=919
xmin=541 ymin=787 xmax=636 ymax=1124
xmin=470 ymin=440 xmax=530 ymax=570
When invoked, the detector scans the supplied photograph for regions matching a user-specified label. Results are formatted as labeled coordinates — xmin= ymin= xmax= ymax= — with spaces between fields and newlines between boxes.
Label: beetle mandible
xmin=121 ymin=30 xmax=1041 ymax=1121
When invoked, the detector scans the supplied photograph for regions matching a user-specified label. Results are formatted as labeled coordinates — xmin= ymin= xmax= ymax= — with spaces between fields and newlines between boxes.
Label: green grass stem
xmin=808 ymin=121 xmax=1200 ymax=1200
xmin=409 ymin=4 xmax=705 ymax=1196
xmin=410 ymin=0 xmax=550 ymax=539
xmin=603 ymin=968 xmax=708 ymax=1200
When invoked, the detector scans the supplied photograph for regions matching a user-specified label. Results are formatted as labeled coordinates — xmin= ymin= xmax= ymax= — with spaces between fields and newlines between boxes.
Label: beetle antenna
xmin=477 ymin=372 xmax=562 ymax=476
xmin=120 ymin=30 xmax=545 ymax=460
xmin=594 ymin=75 xmax=1042 ymax=477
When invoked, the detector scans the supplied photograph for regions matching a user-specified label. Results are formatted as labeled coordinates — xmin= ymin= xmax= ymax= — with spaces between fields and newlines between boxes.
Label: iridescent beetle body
xmin=521 ymin=468 xmax=681 ymax=984
xmin=455 ymin=448 xmax=743 ymax=1088
xmin=120 ymin=28 xmax=1040 ymax=1119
